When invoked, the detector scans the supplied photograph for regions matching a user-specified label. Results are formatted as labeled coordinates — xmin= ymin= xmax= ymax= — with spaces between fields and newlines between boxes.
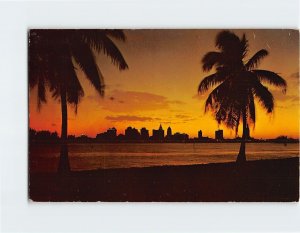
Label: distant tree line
xmin=29 ymin=128 xmax=59 ymax=141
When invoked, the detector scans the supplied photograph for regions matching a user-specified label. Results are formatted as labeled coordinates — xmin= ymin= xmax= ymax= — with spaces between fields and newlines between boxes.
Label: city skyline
xmin=29 ymin=29 xmax=299 ymax=139
xmin=30 ymin=123 xmax=298 ymax=141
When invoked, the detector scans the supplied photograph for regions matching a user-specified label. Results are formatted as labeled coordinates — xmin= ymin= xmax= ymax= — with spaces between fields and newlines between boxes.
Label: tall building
xmin=167 ymin=126 xmax=172 ymax=137
xmin=107 ymin=127 xmax=117 ymax=138
xmin=215 ymin=129 xmax=224 ymax=141
xmin=140 ymin=127 xmax=149 ymax=140
xmin=198 ymin=130 xmax=202 ymax=139
xmin=152 ymin=124 xmax=164 ymax=141
xmin=172 ymin=132 xmax=189 ymax=142
xmin=96 ymin=127 xmax=117 ymax=141
xmin=125 ymin=126 xmax=140 ymax=140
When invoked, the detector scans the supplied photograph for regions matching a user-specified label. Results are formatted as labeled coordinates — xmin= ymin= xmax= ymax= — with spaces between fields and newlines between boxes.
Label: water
xmin=29 ymin=143 xmax=299 ymax=172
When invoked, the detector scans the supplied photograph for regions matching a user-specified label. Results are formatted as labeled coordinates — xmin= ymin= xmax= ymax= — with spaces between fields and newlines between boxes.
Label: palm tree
xmin=198 ymin=30 xmax=287 ymax=163
xmin=29 ymin=29 xmax=128 ymax=172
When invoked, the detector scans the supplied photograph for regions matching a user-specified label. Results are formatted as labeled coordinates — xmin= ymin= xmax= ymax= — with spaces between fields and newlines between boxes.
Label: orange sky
xmin=29 ymin=29 xmax=299 ymax=139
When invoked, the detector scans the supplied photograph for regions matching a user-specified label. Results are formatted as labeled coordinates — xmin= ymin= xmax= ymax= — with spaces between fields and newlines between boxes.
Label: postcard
xmin=28 ymin=29 xmax=299 ymax=201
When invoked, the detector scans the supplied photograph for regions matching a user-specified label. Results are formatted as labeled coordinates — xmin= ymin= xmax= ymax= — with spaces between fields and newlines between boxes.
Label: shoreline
xmin=29 ymin=157 xmax=299 ymax=202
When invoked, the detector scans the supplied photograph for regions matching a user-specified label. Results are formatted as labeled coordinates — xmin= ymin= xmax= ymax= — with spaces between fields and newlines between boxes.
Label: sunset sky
xmin=29 ymin=29 xmax=299 ymax=139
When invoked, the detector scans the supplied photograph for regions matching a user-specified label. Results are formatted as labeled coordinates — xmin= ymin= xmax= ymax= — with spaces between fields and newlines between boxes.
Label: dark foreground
xmin=29 ymin=157 xmax=299 ymax=202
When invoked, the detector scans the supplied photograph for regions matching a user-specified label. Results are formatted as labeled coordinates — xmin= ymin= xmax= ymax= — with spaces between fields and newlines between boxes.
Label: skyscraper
xmin=215 ymin=129 xmax=224 ymax=141
xmin=125 ymin=126 xmax=140 ymax=140
xmin=198 ymin=130 xmax=202 ymax=139
xmin=140 ymin=127 xmax=149 ymax=140
xmin=167 ymin=126 xmax=172 ymax=137
xmin=152 ymin=124 xmax=164 ymax=141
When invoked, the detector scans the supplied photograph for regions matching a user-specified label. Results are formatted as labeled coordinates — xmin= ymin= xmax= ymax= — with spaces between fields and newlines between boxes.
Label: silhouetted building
xmin=68 ymin=135 xmax=76 ymax=140
xmin=172 ymin=132 xmax=189 ymax=142
xmin=107 ymin=127 xmax=117 ymax=138
xmin=29 ymin=128 xmax=36 ymax=140
xmin=117 ymin=134 xmax=125 ymax=141
xmin=167 ymin=126 xmax=172 ymax=138
xmin=96 ymin=127 xmax=117 ymax=141
xmin=198 ymin=130 xmax=202 ymax=139
xmin=140 ymin=127 xmax=149 ymax=140
xmin=152 ymin=124 xmax=164 ymax=141
xmin=125 ymin=126 xmax=140 ymax=140
xmin=215 ymin=129 xmax=224 ymax=141
xmin=77 ymin=134 xmax=91 ymax=142
xmin=30 ymin=129 xmax=59 ymax=141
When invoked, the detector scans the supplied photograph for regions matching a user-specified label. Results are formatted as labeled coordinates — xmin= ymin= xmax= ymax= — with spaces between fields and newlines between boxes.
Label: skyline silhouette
xmin=29 ymin=125 xmax=298 ymax=143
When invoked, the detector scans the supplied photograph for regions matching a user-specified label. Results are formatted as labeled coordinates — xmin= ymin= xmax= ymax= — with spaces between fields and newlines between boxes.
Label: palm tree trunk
xmin=58 ymin=85 xmax=70 ymax=173
xmin=236 ymin=108 xmax=247 ymax=163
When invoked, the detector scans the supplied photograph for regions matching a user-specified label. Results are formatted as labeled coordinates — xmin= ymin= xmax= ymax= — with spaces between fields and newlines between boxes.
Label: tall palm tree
xmin=198 ymin=30 xmax=287 ymax=163
xmin=29 ymin=29 xmax=128 ymax=172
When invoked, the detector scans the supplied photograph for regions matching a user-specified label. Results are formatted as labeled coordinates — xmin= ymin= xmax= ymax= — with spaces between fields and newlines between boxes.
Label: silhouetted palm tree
xmin=29 ymin=29 xmax=128 ymax=172
xmin=198 ymin=30 xmax=286 ymax=163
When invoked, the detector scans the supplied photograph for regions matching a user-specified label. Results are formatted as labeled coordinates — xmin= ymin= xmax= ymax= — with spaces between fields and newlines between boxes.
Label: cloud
xmin=167 ymin=100 xmax=185 ymax=105
xmin=271 ymin=89 xmax=298 ymax=102
xmin=105 ymin=114 xmax=198 ymax=125
xmin=160 ymin=121 xmax=171 ymax=124
xmin=175 ymin=114 xmax=192 ymax=119
xmin=106 ymin=115 xmax=154 ymax=122
xmin=87 ymin=89 xmax=171 ymax=112
xmin=286 ymin=72 xmax=299 ymax=86
xmin=290 ymin=72 xmax=299 ymax=79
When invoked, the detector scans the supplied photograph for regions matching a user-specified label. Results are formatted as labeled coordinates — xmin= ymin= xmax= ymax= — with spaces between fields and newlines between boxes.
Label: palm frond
xmin=252 ymin=82 xmax=274 ymax=113
xmin=216 ymin=30 xmax=241 ymax=51
xmin=204 ymin=92 xmax=213 ymax=113
xmin=204 ymin=79 xmax=229 ymax=112
xmin=248 ymin=93 xmax=256 ymax=126
xmin=252 ymin=69 xmax=287 ymax=93
xmin=224 ymin=107 xmax=241 ymax=132
xmin=81 ymin=31 xmax=128 ymax=70
xmin=245 ymin=49 xmax=268 ymax=70
xmin=198 ymin=71 xmax=228 ymax=94
xmin=66 ymin=67 xmax=84 ymax=114
xmin=104 ymin=29 xmax=126 ymax=41
xmin=70 ymin=40 xmax=104 ymax=96
xmin=37 ymin=76 xmax=47 ymax=110
xmin=202 ymin=52 xmax=223 ymax=71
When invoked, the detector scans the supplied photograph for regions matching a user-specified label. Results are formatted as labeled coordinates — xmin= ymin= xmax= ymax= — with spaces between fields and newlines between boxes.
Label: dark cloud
xmin=175 ymin=114 xmax=191 ymax=119
xmin=174 ymin=114 xmax=197 ymax=121
xmin=160 ymin=121 xmax=171 ymax=124
xmin=106 ymin=115 xmax=154 ymax=122
xmin=290 ymin=72 xmax=299 ymax=79
xmin=276 ymin=102 xmax=299 ymax=109
xmin=87 ymin=89 xmax=170 ymax=112
xmin=167 ymin=100 xmax=185 ymax=105
xmin=271 ymin=89 xmax=298 ymax=102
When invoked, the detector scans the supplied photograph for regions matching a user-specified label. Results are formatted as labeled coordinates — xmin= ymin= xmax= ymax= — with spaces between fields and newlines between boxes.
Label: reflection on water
xmin=29 ymin=143 xmax=299 ymax=172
